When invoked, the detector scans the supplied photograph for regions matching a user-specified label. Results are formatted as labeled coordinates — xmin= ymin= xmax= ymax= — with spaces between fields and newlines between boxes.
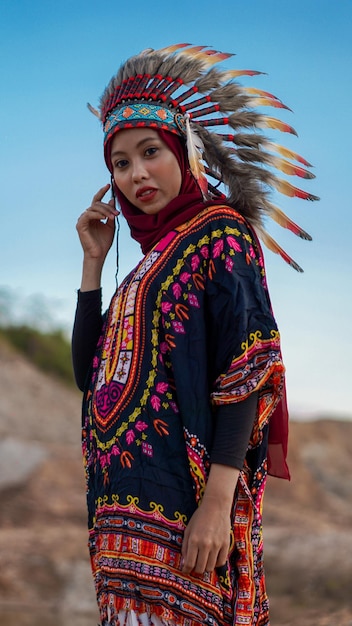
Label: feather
xmin=273 ymin=178 xmax=320 ymax=201
xmin=155 ymin=43 xmax=192 ymax=55
xmin=189 ymin=49 xmax=233 ymax=66
xmin=223 ymin=132 xmax=266 ymax=150
xmin=178 ymin=45 xmax=209 ymax=56
xmin=243 ymin=87 xmax=282 ymax=102
xmin=223 ymin=69 xmax=265 ymax=80
xmin=234 ymin=148 xmax=314 ymax=179
xmin=271 ymin=156 xmax=315 ymax=179
xmin=264 ymin=142 xmax=313 ymax=167
xmin=185 ymin=114 xmax=208 ymax=198
xmin=211 ymin=84 xmax=250 ymax=110
xmin=203 ymin=49 xmax=233 ymax=62
xmin=87 ymin=102 xmax=101 ymax=120
xmin=266 ymin=203 xmax=312 ymax=240
xmin=194 ymin=67 xmax=223 ymax=92
xmin=254 ymin=225 xmax=304 ymax=272
xmin=258 ymin=116 xmax=298 ymax=136
xmin=250 ymin=97 xmax=292 ymax=111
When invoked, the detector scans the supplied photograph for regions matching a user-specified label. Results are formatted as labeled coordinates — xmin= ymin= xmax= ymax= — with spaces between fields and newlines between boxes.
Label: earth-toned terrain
xmin=1 ymin=337 xmax=351 ymax=625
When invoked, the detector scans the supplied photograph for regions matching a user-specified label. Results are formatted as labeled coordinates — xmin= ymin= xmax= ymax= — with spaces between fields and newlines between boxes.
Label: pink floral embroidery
xmin=151 ymin=395 xmax=161 ymax=411
xmin=126 ymin=429 xmax=135 ymax=445
xmin=161 ymin=301 xmax=173 ymax=314
xmin=142 ymin=442 xmax=153 ymax=457
xmin=172 ymin=320 xmax=186 ymax=334
xmin=200 ymin=245 xmax=209 ymax=259
xmin=249 ymin=244 xmax=256 ymax=258
xmin=188 ymin=293 xmax=200 ymax=308
xmin=213 ymin=239 xmax=224 ymax=257
xmin=172 ymin=283 xmax=182 ymax=300
xmin=100 ymin=453 xmax=110 ymax=468
xmin=191 ymin=254 xmax=200 ymax=271
xmin=160 ymin=342 xmax=168 ymax=354
xmin=180 ymin=271 xmax=191 ymax=284
xmin=156 ymin=382 xmax=168 ymax=394
xmin=227 ymin=235 xmax=242 ymax=252
xmin=225 ymin=255 xmax=234 ymax=272
xmin=135 ymin=421 xmax=148 ymax=432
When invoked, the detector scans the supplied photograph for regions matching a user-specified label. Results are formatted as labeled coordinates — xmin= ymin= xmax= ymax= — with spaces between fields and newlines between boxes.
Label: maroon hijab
xmin=111 ymin=130 xmax=217 ymax=254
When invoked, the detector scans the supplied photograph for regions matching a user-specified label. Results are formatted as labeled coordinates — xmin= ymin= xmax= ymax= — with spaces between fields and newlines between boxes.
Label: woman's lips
xmin=136 ymin=187 xmax=158 ymax=202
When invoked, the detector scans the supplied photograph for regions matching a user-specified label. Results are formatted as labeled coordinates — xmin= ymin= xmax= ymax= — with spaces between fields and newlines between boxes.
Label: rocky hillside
xmin=1 ymin=337 xmax=351 ymax=626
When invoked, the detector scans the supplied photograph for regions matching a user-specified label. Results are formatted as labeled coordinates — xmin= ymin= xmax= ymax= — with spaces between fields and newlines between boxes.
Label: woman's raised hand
xmin=76 ymin=184 xmax=119 ymax=262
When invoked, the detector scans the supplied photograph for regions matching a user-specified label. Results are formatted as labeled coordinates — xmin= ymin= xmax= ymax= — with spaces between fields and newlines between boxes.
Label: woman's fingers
xmin=79 ymin=186 xmax=119 ymax=224
xmin=182 ymin=540 xmax=224 ymax=575
xmin=181 ymin=499 xmax=231 ymax=576
xmin=92 ymin=183 xmax=111 ymax=203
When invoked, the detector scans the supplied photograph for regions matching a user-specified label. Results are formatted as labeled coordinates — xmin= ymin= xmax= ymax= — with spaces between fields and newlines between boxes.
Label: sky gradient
xmin=1 ymin=0 xmax=351 ymax=419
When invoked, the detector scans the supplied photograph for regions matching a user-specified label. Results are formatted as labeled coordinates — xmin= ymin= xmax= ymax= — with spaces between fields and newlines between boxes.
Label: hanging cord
xmin=110 ymin=176 xmax=120 ymax=287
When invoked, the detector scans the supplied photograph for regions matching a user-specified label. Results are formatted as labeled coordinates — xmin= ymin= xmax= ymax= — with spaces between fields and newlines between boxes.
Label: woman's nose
xmin=132 ymin=160 xmax=148 ymax=183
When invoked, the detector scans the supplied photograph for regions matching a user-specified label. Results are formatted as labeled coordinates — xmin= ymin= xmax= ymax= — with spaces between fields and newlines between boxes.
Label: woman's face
xmin=110 ymin=128 xmax=182 ymax=214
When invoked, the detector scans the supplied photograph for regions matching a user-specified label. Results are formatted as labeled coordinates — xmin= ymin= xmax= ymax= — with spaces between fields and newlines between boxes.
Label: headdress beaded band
xmin=88 ymin=43 xmax=319 ymax=271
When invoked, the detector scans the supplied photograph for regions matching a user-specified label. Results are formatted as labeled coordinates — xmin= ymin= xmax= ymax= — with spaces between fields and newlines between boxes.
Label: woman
xmin=72 ymin=44 xmax=317 ymax=626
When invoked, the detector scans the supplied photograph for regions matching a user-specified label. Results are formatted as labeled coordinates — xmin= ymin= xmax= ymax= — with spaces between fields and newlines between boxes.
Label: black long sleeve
xmin=210 ymin=391 xmax=258 ymax=470
xmin=71 ymin=289 xmax=103 ymax=391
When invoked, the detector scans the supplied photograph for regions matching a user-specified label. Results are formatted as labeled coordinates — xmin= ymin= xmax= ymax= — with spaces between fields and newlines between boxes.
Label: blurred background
xmin=1 ymin=1 xmax=351 ymax=624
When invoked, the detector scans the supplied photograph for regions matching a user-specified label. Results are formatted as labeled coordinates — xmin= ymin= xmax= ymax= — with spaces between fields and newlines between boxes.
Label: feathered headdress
xmin=88 ymin=43 xmax=319 ymax=271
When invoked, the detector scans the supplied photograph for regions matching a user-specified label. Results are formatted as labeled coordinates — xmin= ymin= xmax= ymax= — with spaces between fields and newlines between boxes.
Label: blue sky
xmin=1 ymin=0 xmax=351 ymax=419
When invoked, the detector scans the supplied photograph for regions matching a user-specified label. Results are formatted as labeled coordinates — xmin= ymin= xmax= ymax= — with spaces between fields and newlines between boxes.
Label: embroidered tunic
xmin=81 ymin=205 xmax=285 ymax=626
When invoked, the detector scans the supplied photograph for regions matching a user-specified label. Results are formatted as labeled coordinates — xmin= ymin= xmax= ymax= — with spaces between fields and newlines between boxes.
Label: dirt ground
xmin=1 ymin=339 xmax=352 ymax=626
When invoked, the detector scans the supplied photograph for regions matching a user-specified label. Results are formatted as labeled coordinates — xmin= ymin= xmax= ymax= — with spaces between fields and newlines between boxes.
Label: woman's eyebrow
xmin=111 ymin=136 xmax=159 ymax=158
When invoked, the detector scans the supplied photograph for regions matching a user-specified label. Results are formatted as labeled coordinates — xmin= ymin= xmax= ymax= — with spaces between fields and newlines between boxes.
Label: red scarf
xmin=111 ymin=130 xmax=219 ymax=254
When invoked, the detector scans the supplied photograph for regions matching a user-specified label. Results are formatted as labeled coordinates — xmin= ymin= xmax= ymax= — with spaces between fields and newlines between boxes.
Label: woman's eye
xmin=115 ymin=159 xmax=128 ymax=169
xmin=145 ymin=147 xmax=158 ymax=157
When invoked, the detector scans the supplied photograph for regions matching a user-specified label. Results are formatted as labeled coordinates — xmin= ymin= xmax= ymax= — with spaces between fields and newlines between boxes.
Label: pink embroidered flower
xmin=180 ymin=271 xmax=191 ymax=284
xmin=191 ymin=254 xmax=200 ymax=271
xmin=142 ymin=442 xmax=153 ymax=457
xmin=100 ymin=454 xmax=109 ymax=468
xmin=188 ymin=293 xmax=200 ymax=308
xmin=161 ymin=301 xmax=173 ymax=314
xmin=213 ymin=239 xmax=224 ymax=258
xmin=249 ymin=244 xmax=256 ymax=258
xmin=126 ymin=429 xmax=135 ymax=445
xmin=135 ymin=421 xmax=148 ymax=432
xmin=172 ymin=283 xmax=182 ymax=300
xmin=156 ymin=382 xmax=169 ymax=394
xmin=200 ymin=245 xmax=209 ymax=259
xmin=172 ymin=320 xmax=186 ymax=334
xmin=160 ymin=341 xmax=168 ymax=354
xmin=225 ymin=255 xmax=234 ymax=272
xmin=227 ymin=235 xmax=242 ymax=252
xmin=151 ymin=395 xmax=161 ymax=411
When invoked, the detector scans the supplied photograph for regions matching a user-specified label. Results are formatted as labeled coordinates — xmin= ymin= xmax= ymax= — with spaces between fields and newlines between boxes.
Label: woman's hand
xmin=181 ymin=497 xmax=231 ymax=575
xmin=76 ymin=184 xmax=119 ymax=262
xmin=181 ymin=463 xmax=239 ymax=575
xmin=76 ymin=184 xmax=119 ymax=292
